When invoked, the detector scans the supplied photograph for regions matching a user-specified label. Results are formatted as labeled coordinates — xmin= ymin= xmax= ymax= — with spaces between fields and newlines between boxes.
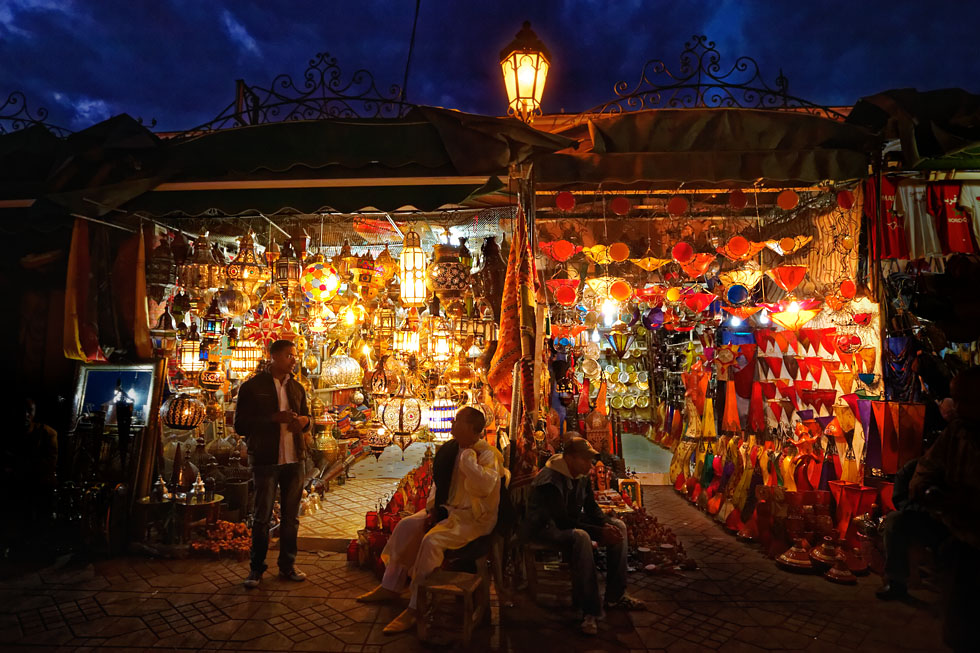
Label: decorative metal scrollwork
xmin=184 ymin=52 xmax=410 ymax=135
xmin=0 ymin=91 xmax=71 ymax=137
xmin=577 ymin=35 xmax=845 ymax=122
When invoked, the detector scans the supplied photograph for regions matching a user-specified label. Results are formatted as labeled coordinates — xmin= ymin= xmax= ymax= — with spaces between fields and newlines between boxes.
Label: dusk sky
xmin=2 ymin=0 xmax=979 ymax=133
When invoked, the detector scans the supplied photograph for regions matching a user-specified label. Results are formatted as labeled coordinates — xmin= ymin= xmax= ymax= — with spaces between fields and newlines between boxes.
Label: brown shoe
xmin=382 ymin=608 xmax=417 ymax=635
xmin=356 ymin=585 xmax=401 ymax=603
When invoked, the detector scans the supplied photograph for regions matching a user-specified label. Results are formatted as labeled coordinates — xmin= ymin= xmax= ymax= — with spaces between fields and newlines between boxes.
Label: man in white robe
xmin=356 ymin=406 xmax=507 ymax=634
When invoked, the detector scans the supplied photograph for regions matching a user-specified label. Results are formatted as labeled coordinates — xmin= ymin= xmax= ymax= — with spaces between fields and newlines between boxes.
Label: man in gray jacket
xmin=525 ymin=436 xmax=644 ymax=635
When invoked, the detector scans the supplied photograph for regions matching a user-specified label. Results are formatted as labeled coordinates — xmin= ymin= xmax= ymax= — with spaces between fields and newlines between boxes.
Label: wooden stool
xmin=523 ymin=541 xmax=573 ymax=606
xmin=416 ymin=569 xmax=488 ymax=646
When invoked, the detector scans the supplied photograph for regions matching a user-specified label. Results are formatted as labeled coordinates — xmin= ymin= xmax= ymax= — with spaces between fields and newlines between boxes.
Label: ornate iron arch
xmin=183 ymin=52 xmax=411 ymax=136
xmin=0 ymin=91 xmax=71 ymax=137
xmin=575 ymin=35 xmax=846 ymax=122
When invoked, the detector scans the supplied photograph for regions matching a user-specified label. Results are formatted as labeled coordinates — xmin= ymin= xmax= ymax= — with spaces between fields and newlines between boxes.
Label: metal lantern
xmin=215 ymin=285 xmax=252 ymax=318
xmin=393 ymin=322 xmax=420 ymax=356
xmin=229 ymin=339 xmax=263 ymax=379
xmin=445 ymin=360 xmax=477 ymax=395
xmin=399 ymin=230 xmax=428 ymax=307
xmin=274 ymin=241 xmax=302 ymax=295
xmin=374 ymin=298 xmax=398 ymax=341
xmin=499 ymin=21 xmax=551 ymax=122
xmin=264 ymin=239 xmax=281 ymax=266
xmin=146 ymin=236 xmax=176 ymax=303
xmin=301 ymin=253 xmax=341 ymax=303
xmin=305 ymin=303 xmax=330 ymax=334
xmin=179 ymin=232 xmax=224 ymax=294
xmin=428 ymin=317 xmax=455 ymax=364
xmin=199 ymin=359 xmax=227 ymax=391
xmin=161 ymin=392 xmax=207 ymax=430
xmin=201 ymin=297 xmax=226 ymax=343
xmin=379 ymin=380 xmax=424 ymax=438
xmin=426 ymin=244 xmax=470 ymax=301
xmin=428 ymin=385 xmax=456 ymax=443
xmin=375 ymin=244 xmax=399 ymax=283
xmin=225 ymin=232 xmax=264 ymax=289
xmin=150 ymin=305 xmax=179 ymax=357
xmin=179 ymin=323 xmax=207 ymax=373
xmin=351 ymin=253 xmax=383 ymax=302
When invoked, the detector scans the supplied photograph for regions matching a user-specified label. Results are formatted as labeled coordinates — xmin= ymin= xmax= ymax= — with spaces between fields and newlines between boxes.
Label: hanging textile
xmin=865 ymin=175 xmax=910 ymax=260
xmin=702 ymin=397 xmax=717 ymax=439
xmin=749 ymin=382 xmax=766 ymax=433
xmin=927 ymin=182 xmax=977 ymax=255
xmin=488 ymin=210 xmax=534 ymax=409
xmin=63 ymin=218 xmax=106 ymax=362
xmin=895 ymin=180 xmax=942 ymax=260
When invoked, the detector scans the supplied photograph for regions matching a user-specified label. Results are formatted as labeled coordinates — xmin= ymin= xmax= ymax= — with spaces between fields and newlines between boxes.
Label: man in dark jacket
xmin=525 ymin=436 xmax=644 ymax=636
xmin=234 ymin=339 xmax=312 ymax=588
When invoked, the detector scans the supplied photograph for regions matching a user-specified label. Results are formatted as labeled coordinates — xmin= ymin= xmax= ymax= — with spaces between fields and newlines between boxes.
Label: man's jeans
xmin=540 ymin=518 xmax=628 ymax=616
xmin=882 ymin=508 xmax=947 ymax=585
xmin=250 ymin=462 xmax=303 ymax=574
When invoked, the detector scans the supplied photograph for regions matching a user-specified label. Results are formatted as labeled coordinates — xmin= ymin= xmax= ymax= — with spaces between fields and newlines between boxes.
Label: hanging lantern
xmin=150 ymin=305 xmax=179 ymax=357
xmin=200 ymin=296 xmax=226 ymax=343
xmin=429 ymin=317 xmax=455 ymax=364
xmin=161 ymin=392 xmax=207 ymax=430
xmin=399 ymin=230 xmax=428 ymax=307
xmin=179 ymin=323 xmax=206 ymax=374
xmin=445 ymin=360 xmax=477 ymax=395
xmin=374 ymin=298 xmax=399 ymax=342
xmin=229 ymin=339 xmax=263 ymax=379
xmin=370 ymin=357 xmax=396 ymax=398
xmin=179 ymin=232 xmax=224 ymax=295
xmin=375 ymin=244 xmax=399 ymax=282
xmin=338 ymin=298 xmax=366 ymax=327
xmin=225 ymin=232 xmax=265 ymax=290
xmin=274 ymin=241 xmax=302 ymax=295
xmin=770 ymin=308 xmax=820 ymax=331
xmin=264 ymin=239 xmax=280 ymax=266
xmin=585 ymin=276 xmax=625 ymax=300
xmin=301 ymin=254 xmax=341 ymax=303
xmin=605 ymin=324 xmax=635 ymax=360
xmin=242 ymin=304 xmax=293 ymax=348
xmin=305 ymin=303 xmax=330 ymax=334
xmin=547 ymin=278 xmax=579 ymax=306
xmin=320 ymin=354 xmax=364 ymax=388
xmin=379 ymin=380 xmax=425 ymax=439
xmin=198 ymin=359 xmax=227 ymax=391
xmin=351 ymin=253 xmax=383 ymax=302
xmin=427 ymin=386 xmax=456 ymax=442
xmin=499 ymin=21 xmax=550 ymax=122
xmin=393 ymin=316 xmax=421 ymax=357
xmin=720 ymin=268 xmax=764 ymax=289
xmin=146 ymin=236 xmax=176 ymax=303
xmin=426 ymin=244 xmax=470 ymax=300
xmin=214 ymin=285 xmax=252 ymax=318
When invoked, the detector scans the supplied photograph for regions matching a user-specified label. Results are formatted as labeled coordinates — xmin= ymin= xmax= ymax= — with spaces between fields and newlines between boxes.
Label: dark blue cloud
xmin=2 ymin=0 xmax=979 ymax=132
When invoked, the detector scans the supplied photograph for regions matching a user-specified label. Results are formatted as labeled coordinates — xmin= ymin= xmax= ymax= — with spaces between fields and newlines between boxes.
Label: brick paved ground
xmin=0 ymin=487 xmax=946 ymax=652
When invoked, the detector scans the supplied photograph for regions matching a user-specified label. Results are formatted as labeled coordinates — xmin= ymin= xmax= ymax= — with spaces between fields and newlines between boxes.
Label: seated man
xmin=525 ymin=436 xmax=644 ymax=636
xmin=357 ymin=407 xmax=506 ymax=634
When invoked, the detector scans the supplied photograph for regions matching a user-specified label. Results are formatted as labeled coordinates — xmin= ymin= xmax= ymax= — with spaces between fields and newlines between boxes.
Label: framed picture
xmin=72 ymin=363 xmax=158 ymax=429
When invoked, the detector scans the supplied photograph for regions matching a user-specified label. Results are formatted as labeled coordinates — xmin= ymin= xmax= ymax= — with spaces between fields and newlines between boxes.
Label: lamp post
xmin=500 ymin=21 xmax=551 ymax=122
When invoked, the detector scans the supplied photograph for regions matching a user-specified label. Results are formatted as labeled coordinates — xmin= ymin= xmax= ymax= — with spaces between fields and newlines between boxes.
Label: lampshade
xmin=605 ymin=326 xmax=635 ymax=360
xmin=770 ymin=308 xmax=820 ymax=331
xmin=720 ymin=268 xmax=764 ymax=289
xmin=198 ymin=359 xmax=227 ymax=391
xmin=399 ymin=230 xmax=427 ymax=307
xmin=161 ymin=392 xmax=206 ymax=430
xmin=351 ymin=253 xmax=383 ymax=302
xmin=374 ymin=244 xmax=399 ymax=282
xmin=585 ymin=276 xmax=625 ymax=299
xmin=768 ymin=265 xmax=808 ymax=294
xmin=150 ymin=306 xmax=179 ymax=357
xmin=499 ymin=21 xmax=550 ymax=121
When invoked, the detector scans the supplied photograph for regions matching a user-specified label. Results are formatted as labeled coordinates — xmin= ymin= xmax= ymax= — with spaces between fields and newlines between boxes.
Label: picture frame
xmin=71 ymin=363 xmax=158 ymax=430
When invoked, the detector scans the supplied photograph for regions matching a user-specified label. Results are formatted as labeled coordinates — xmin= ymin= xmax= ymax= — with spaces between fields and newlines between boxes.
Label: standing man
xmin=234 ymin=339 xmax=312 ymax=588
xmin=524 ymin=437 xmax=644 ymax=636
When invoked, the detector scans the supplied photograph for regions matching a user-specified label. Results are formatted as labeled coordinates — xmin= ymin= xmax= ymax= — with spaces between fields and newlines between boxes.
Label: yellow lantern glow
xmin=229 ymin=339 xmax=263 ymax=379
xmin=399 ymin=230 xmax=428 ymax=307
xmin=500 ymin=21 xmax=551 ymax=122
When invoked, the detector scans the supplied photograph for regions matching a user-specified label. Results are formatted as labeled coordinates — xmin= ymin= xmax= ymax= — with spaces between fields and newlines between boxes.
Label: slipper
xmin=383 ymin=608 xmax=417 ymax=634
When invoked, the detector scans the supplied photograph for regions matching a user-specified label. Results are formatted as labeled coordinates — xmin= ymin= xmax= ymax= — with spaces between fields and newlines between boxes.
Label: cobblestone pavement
xmin=0 ymin=488 xmax=946 ymax=652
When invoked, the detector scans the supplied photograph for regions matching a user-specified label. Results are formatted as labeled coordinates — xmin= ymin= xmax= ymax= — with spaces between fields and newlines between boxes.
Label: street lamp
xmin=500 ymin=21 xmax=551 ymax=122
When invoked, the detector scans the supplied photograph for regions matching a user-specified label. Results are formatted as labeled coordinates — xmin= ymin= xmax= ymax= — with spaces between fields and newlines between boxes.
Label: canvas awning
xmin=846 ymin=88 xmax=980 ymax=170
xmin=535 ymin=108 xmax=878 ymax=188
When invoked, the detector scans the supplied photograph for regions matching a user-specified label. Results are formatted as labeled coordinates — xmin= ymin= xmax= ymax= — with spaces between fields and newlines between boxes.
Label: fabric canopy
xmin=847 ymin=88 xmax=980 ymax=170
xmin=536 ymin=108 xmax=878 ymax=186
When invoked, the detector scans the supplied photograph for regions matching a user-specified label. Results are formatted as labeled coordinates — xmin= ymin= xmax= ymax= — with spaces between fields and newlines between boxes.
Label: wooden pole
xmin=131 ymin=358 xmax=168 ymax=508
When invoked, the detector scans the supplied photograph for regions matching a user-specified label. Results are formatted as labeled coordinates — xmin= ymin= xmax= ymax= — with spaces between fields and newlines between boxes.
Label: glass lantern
xmin=274 ymin=241 xmax=302 ymax=295
xmin=150 ymin=305 xmax=179 ymax=358
xmin=179 ymin=323 xmax=206 ymax=374
xmin=428 ymin=385 xmax=456 ymax=443
xmin=499 ymin=21 xmax=551 ymax=122
xmin=428 ymin=317 xmax=455 ymax=365
xmin=399 ymin=230 xmax=428 ymax=307
xmin=228 ymin=338 xmax=263 ymax=379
